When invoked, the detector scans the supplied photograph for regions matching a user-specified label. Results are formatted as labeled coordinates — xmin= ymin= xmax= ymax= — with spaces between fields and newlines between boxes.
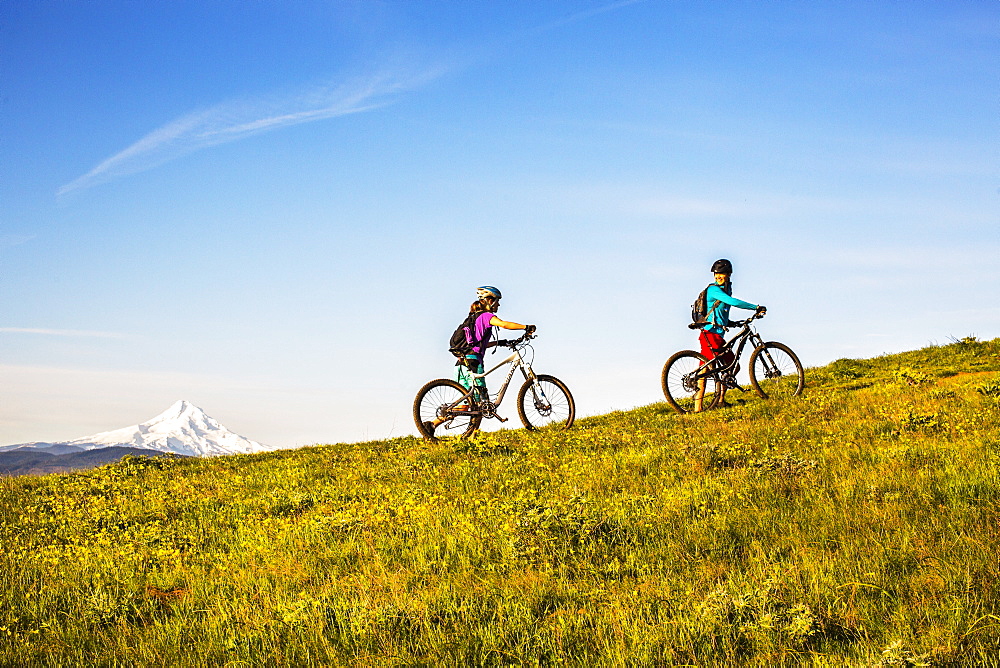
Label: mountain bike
xmin=662 ymin=311 xmax=804 ymax=414
xmin=414 ymin=333 xmax=575 ymax=441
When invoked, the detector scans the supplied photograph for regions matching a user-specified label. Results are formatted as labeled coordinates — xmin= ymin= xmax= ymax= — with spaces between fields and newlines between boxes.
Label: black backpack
xmin=690 ymin=283 xmax=725 ymax=328
xmin=449 ymin=312 xmax=484 ymax=358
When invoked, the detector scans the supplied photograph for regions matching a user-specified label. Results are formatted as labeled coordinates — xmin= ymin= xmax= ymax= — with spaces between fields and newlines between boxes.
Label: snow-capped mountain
xmin=2 ymin=401 xmax=276 ymax=458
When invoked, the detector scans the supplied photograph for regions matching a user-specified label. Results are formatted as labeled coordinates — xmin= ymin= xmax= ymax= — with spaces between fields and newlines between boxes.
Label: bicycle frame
xmin=696 ymin=315 xmax=768 ymax=386
xmin=473 ymin=348 xmax=531 ymax=401
xmin=450 ymin=338 xmax=547 ymax=420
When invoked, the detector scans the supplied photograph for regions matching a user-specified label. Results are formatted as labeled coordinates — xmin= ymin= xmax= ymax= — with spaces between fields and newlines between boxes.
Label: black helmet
xmin=711 ymin=258 xmax=733 ymax=274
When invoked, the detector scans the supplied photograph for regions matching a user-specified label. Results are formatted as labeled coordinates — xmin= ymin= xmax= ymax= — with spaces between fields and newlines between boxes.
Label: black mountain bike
xmin=662 ymin=311 xmax=804 ymax=414
xmin=414 ymin=333 xmax=575 ymax=441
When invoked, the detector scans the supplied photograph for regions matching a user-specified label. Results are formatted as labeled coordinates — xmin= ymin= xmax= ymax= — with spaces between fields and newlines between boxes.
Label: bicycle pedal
xmin=497 ymin=415 xmax=508 ymax=423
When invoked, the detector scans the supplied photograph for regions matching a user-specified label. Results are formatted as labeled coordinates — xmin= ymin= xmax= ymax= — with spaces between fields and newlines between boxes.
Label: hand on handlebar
xmin=755 ymin=306 xmax=767 ymax=317
xmin=498 ymin=326 xmax=535 ymax=347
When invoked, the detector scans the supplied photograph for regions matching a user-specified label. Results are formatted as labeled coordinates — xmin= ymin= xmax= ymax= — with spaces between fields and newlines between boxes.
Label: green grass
xmin=3 ymin=337 xmax=1000 ymax=666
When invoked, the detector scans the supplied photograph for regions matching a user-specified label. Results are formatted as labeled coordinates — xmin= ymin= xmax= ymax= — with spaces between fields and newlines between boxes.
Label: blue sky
xmin=2 ymin=0 xmax=998 ymax=447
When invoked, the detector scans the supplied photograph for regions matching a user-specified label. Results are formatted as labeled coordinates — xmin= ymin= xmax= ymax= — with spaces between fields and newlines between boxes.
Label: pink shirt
xmin=470 ymin=311 xmax=495 ymax=354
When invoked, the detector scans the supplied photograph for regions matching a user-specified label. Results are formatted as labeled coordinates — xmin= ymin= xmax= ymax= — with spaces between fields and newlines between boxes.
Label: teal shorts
xmin=456 ymin=355 xmax=487 ymax=393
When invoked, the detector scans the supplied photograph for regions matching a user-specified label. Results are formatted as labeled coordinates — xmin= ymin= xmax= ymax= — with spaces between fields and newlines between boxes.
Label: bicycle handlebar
xmin=498 ymin=331 xmax=536 ymax=348
xmin=729 ymin=309 xmax=766 ymax=328
xmin=689 ymin=308 xmax=766 ymax=331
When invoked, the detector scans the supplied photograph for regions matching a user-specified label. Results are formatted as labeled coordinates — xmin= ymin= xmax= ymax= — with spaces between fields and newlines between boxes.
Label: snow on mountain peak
xmin=55 ymin=401 xmax=278 ymax=457
xmin=165 ymin=399 xmax=193 ymax=415
xmin=149 ymin=400 xmax=214 ymax=430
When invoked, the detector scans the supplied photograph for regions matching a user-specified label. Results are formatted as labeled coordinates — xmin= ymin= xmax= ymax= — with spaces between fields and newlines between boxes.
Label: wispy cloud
xmin=58 ymin=66 xmax=445 ymax=196
xmin=57 ymin=2 xmax=647 ymax=197
xmin=0 ymin=327 xmax=125 ymax=338
xmin=531 ymin=0 xmax=649 ymax=33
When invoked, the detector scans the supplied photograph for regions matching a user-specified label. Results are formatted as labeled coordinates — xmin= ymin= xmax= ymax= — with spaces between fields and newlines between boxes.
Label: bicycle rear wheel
xmin=413 ymin=379 xmax=482 ymax=441
xmin=661 ymin=350 xmax=722 ymax=414
xmin=517 ymin=375 xmax=575 ymax=430
xmin=749 ymin=342 xmax=804 ymax=399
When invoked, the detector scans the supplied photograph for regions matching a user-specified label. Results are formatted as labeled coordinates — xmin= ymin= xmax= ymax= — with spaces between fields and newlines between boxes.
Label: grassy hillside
xmin=2 ymin=338 xmax=999 ymax=666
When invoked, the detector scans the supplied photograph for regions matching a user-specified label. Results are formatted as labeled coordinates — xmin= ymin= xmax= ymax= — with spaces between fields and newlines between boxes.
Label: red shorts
xmin=699 ymin=330 xmax=733 ymax=364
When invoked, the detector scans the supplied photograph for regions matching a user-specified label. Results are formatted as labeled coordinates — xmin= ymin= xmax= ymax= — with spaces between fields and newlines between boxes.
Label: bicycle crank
xmin=479 ymin=401 xmax=507 ymax=421
xmin=721 ymin=374 xmax=745 ymax=391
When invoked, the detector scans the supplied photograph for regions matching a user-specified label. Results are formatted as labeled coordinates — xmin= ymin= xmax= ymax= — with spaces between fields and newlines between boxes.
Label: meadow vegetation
xmin=2 ymin=337 xmax=999 ymax=666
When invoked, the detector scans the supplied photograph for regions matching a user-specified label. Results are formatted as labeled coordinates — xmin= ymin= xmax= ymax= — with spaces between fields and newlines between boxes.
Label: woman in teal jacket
xmin=695 ymin=259 xmax=765 ymax=411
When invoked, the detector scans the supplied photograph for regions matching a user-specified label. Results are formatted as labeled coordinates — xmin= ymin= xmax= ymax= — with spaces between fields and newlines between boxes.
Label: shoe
xmin=421 ymin=421 xmax=438 ymax=440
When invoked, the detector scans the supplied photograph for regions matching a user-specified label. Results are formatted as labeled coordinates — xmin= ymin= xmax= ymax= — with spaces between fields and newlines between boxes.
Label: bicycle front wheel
xmin=661 ymin=350 xmax=722 ymax=414
xmin=749 ymin=342 xmax=804 ymax=399
xmin=517 ymin=375 xmax=575 ymax=431
xmin=413 ymin=379 xmax=481 ymax=441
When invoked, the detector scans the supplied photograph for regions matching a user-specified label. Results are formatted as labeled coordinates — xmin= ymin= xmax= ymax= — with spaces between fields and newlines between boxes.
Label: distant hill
xmin=0 ymin=443 xmax=86 ymax=455
xmin=0 ymin=446 xmax=183 ymax=476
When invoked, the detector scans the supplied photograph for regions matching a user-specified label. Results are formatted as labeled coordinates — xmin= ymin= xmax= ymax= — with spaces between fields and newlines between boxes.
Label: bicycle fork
xmin=756 ymin=346 xmax=784 ymax=380
xmin=522 ymin=367 xmax=553 ymax=413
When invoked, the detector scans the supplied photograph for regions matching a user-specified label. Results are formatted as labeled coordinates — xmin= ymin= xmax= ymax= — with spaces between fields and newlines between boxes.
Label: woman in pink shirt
xmin=460 ymin=288 xmax=534 ymax=390
xmin=424 ymin=286 xmax=534 ymax=436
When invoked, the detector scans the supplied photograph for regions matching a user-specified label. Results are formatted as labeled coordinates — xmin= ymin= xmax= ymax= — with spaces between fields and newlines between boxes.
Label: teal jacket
xmin=703 ymin=284 xmax=758 ymax=335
